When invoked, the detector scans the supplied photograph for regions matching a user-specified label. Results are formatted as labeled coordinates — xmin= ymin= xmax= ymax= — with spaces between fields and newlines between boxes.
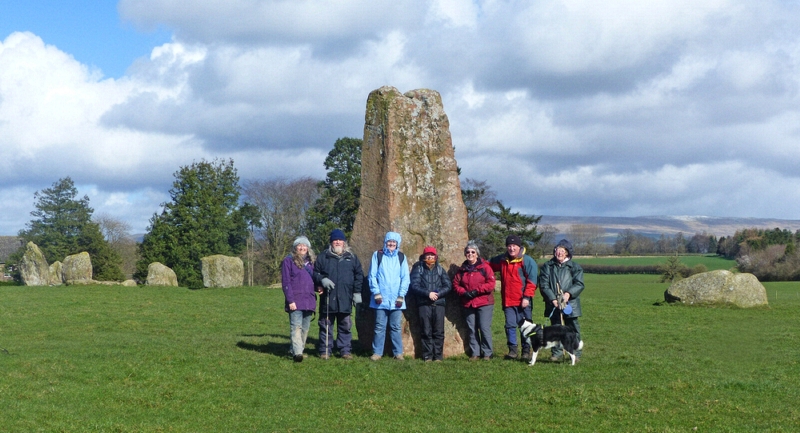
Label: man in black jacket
xmin=409 ymin=246 xmax=452 ymax=362
xmin=314 ymin=229 xmax=364 ymax=360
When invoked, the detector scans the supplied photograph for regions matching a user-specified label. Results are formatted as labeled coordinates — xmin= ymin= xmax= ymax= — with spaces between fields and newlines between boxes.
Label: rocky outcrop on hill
xmin=63 ymin=252 xmax=93 ymax=285
xmin=20 ymin=242 xmax=50 ymax=286
xmin=351 ymin=86 xmax=470 ymax=358
xmin=665 ymin=270 xmax=768 ymax=308
xmin=201 ymin=255 xmax=244 ymax=288
xmin=146 ymin=262 xmax=179 ymax=287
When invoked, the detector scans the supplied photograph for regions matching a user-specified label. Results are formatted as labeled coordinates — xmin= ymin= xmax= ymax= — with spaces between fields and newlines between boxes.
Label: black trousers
xmin=418 ymin=304 xmax=445 ymax=360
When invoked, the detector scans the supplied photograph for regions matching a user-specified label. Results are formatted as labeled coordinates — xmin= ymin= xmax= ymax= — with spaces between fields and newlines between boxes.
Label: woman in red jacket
xmin=453 ymin=241 xmax=497 ymax=360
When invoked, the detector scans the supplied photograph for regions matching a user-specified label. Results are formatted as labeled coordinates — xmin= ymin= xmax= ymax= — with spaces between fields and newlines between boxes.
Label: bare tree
xmin=241 ymin=177 xmax=320 ymax=284
xmin=94 ymin=213 xmax=139 ymax=279
xmin=461 ymin=178 xmax=498 ymax=242
xmin=567 ymin=224 xmax=606 ymax=255
xmin=535 ymin=224 xmax=558 ymax=258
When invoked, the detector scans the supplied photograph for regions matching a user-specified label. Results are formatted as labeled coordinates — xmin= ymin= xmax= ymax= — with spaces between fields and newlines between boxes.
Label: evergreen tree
xmin=14 ymin=177 xmax=123 ymax=281
xmin=136 ymin=159 xmax=248 ymax=288
xmin=305 ymin=137 xmax=362 ymax=249
xmin=483 ymin=201 xmax=542 ymax=258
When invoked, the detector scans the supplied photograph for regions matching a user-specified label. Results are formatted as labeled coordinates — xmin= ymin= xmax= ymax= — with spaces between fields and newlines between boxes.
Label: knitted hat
xmin=293 ymin=236 xmax=311 ymax=249
xmin=505 ymin=235 xmax=523 ymax=247
xmin=329 ymin=229 xmax=346 ymax=242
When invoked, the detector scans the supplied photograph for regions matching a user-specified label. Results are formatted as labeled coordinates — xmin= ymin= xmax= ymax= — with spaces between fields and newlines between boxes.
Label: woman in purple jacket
xmin=281 ymin=236 xmax=317 ymax=362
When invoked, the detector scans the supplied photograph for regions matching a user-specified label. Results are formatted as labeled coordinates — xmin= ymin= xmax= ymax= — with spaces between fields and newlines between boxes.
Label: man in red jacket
xmin=489 ymin=235 xmax=538 ymax=360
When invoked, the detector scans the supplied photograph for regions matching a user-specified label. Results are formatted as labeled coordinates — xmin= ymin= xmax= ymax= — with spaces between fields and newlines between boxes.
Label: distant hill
xmin=539 ymin=215 xmax=800 ymax=243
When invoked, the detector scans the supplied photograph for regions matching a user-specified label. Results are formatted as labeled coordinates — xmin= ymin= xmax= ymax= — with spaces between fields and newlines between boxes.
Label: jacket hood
xmin=554 ymin=239 xmax=574 ymax=258
xmin=383 ymin=231 xmax=402 ymax=256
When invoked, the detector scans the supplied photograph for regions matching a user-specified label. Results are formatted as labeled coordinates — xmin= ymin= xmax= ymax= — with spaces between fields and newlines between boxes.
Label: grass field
xmin=1 ymin=274 xmax=798 ymax=432
xmin=574 ymin=254 xmax=737 ymax=271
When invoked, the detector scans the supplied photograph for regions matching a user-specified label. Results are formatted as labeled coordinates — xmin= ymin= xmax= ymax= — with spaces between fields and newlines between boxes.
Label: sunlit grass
xmin=1 ymin=275 xmax=797 ymax=432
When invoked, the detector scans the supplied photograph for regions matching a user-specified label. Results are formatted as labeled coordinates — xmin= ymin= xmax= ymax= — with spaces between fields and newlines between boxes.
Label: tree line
xmin=8 ymin=137 xmax=545 ymax=288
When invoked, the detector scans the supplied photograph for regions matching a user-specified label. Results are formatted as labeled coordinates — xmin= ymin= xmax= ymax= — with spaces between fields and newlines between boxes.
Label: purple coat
xmin=281 ymin=255 xmax=317 ymax=312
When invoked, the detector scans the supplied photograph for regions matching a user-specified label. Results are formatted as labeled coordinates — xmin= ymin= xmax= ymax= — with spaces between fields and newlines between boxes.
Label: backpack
xmin=376 ymin=250 xmax=405 ymax=267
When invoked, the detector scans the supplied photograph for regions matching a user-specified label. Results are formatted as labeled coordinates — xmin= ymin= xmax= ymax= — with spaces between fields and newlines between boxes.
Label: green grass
xmin=575 ymin=254 xmax=737 ymax=271
xmin=1 ymin=276 xmax=798 ymax=432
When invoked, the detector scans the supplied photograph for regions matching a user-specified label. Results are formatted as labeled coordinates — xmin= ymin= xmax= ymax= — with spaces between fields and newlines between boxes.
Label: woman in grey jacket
xmin=538 ymin=239 xmax=584 ymax=361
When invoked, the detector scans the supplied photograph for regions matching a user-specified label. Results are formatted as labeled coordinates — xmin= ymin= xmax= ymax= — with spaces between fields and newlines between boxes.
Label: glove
xmin=321 ymin=278 xmax=335 ymax=290
xmin=374 ymin=294 xmax=383 ymax=305
xmin=467 ymin=290 xmax=478 ymax=299
xmin=395 ymin=296 xmax=404 ymax=308
xmin=352 ymin=292 xmax=362 ymax=304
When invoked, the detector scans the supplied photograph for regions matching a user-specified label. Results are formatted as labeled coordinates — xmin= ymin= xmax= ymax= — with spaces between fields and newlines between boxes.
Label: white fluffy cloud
xmin=2 ymin=0 xmax=800 ymax=235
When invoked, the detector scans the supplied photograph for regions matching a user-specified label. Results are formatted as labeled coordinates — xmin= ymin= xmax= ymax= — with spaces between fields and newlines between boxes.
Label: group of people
xmin=280 ymin=229 xmax=584 ymax=363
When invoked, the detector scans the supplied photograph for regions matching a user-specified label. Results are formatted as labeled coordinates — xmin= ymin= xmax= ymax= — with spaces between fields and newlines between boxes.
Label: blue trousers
xmin=504 ymin=305 xmax=532 ymax=350
xmin=373 ymin=309 xmax=404 ymax=357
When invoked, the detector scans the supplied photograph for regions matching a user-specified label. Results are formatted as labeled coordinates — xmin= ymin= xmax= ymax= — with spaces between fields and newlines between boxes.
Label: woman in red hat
xmin=409 ymin=246 xmax=452 ymax=361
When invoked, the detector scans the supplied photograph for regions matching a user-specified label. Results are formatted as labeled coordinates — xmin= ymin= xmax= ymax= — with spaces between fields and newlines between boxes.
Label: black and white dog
xmin=520 ymin=320 xmax=584 ymax=366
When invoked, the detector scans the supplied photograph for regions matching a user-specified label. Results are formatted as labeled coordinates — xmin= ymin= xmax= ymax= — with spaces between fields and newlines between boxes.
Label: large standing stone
xmin=20 ymin=242 xmax=50 ymax=286
xmin=49 ymin=261 xmax=64 ymax=286
xmin=63 ymin=252 xmax=93 ymax=285
xmin=146 ymin=262 xmax=179 ymax=287
xmin=351 ymin=86 xmax=470 ymax=358
xmin=201 ymin=255 xmax=244 ymax=288
xmin=665 ymin=270 xmax=768 ymax=308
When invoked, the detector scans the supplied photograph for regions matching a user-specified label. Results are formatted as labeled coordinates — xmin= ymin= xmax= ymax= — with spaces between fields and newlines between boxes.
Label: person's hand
xmin=288 ymin=302 xmax=297 ymax=311
xmin=521 ymin=298 xmax=530 ymax=308
xmin=374 ymin=294 xmax=383 ymax=305
xmin=467 ymin=290 xmax=478 ymax=299
xmin=552 ymin=299 xmax=559 ymax=308
xmin=562 ymin=292 xmax=571 ymax=302
xmin=352 ymin=293 xmax=362 ymax=304
xmin=321 ymin=278 xmax=335 ymax=290
xmin=395 ymin=296 xmax=404 ymax=308
xmin=429 ymin=292 xmax=439 ymax=301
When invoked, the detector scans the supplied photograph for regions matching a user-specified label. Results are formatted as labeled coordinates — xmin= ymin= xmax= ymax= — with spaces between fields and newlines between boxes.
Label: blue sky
xmin=2 ymin=0 xmax=800 ymax=236
xmin=0 ymin=0 xmax=171 ymax=78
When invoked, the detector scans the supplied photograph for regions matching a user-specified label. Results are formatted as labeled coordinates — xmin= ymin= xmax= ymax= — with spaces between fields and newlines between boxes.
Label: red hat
xmin=422 ymin=246 xmax=438 ymax=257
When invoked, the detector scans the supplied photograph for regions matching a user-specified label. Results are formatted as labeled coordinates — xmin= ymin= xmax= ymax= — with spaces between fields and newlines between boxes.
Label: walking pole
xmin=556 ymin=280 xmax=565 ymax=326
xmin=325 ymin=288 xmax=331 ymax=357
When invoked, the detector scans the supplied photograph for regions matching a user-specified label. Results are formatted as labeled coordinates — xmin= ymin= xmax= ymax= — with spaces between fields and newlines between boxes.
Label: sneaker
xmin=370 ymin=354 xmax=382 ymax=361
xmin=482 ymin=356 xmax=492 ymax=361
xmin=341 ymin=354 xmax=353 ymax=360
xmin=293 ymin=354 xmax=303 ymax=363
xmin=394 ymin=354 xmax=405 ymax=361
xmin=504 ymin=346 xmax=518 ymax=360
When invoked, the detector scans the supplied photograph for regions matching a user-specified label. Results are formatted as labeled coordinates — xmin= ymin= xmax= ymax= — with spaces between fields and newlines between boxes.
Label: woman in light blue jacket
xmin=368 ymin=231 xmax=410 ymax=361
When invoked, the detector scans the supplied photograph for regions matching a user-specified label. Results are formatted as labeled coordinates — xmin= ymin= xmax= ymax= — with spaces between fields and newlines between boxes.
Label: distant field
xmin=570 ymin=254 xmax=737 ymax=271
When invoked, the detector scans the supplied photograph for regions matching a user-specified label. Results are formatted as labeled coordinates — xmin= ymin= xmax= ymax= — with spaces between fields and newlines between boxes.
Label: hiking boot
xmin=482 ymin=355 xmax=492 ymax=361
xmin=504 ymin=346 xmax=518 ymax=360
xmin=293 ymin=354 xmax=303 ymax=363
xmin=370 ymin=354 xmax=382 ymax=361
xmin=320 ymin=353 xmax=330 ymax=360
xmin=468 ymin=356 xmax=479 ymax=361
xmin=341 ymin=354 xmax=353 ymax=360
xmin=394 ymin=354 xmax=405 ymax=361
xmin=521 ymin=348 xmax=531 ymax=361
xmin=549 ymin=355 xmax=561 ymax=362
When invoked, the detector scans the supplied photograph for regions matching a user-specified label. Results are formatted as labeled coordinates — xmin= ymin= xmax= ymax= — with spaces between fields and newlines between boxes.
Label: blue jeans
xmin=372 ymin=309 xmax=404 ymax=357
xmin=289 ymin=310 xmax=312 ymax=356
xmin=504 ymin=305 xmax=532 ymax=350
xmin=464 ymin=305 xmax=493 ymax=358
